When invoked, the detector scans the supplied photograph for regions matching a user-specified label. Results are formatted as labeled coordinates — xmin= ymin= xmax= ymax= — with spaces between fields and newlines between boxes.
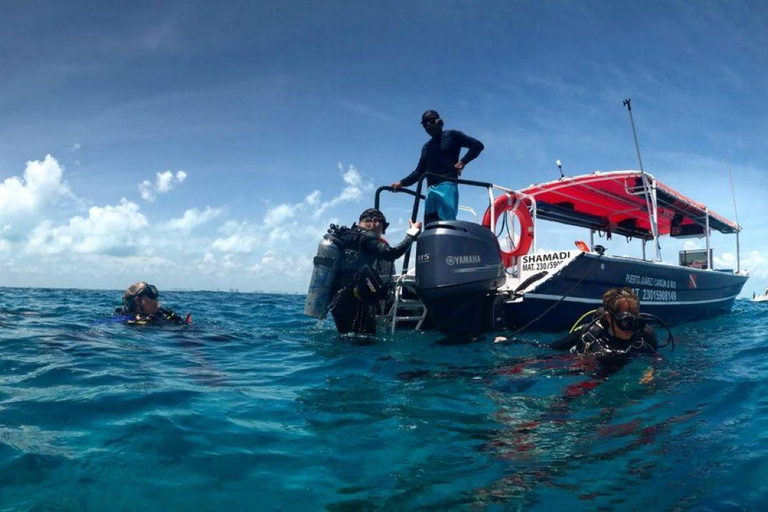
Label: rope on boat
xmin=506 ymin=253 xmax=605 ymax=336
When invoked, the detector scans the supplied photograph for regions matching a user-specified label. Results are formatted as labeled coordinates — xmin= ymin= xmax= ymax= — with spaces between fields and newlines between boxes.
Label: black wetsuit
xmin=115 ymin=306 xmax=189 ymax=326
xmin=551 ymin=321 xmax=657 ymax=357
xmin=399 ymin=130 xmax=484 ymax=188
xmin=331 ymin=225 xmax=418 ymax=335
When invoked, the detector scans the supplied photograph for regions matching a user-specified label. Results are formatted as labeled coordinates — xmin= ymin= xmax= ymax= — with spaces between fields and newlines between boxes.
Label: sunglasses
xmin=422 ymin=118 xmax=441 ymax=127
xmin=611 ymin=311 xmax=646 ymax=332
xmin=360 ymin=217 xmax=382 ymax=224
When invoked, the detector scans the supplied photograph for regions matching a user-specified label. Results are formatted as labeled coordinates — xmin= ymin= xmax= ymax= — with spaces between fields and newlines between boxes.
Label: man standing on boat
xmin=391 ymin=110 xmax=484 ymax=224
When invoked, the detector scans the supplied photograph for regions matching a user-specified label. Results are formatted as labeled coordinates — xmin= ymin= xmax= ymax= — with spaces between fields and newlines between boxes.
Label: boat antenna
xmin=623 ymin=98 xmax=661 ymax=260
xmin=727 ymin=156 xmax=740 ymax=226
xmin=556 ymin=159 xmax=564 ymax=179
xmin=623 ymin=98 xmax=645 ymax=172
xmin=727 ymin=156 xmax=742 ymax=273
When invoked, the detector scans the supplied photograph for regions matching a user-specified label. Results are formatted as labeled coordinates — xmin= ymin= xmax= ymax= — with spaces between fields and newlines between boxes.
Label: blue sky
xmin=1 ymin=0 xmax=766 ymax=294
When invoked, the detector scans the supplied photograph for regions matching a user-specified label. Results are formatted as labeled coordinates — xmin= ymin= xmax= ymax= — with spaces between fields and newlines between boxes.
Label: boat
xmin=307 ymin=168 xmax=749 ymax=339
xmin=307 ymin=99 xmax=749 ymax=339
xmin=753 ymin=287 xmax=768 ymax=303
xmin=383 ymin=169 xmax=747 ymax=338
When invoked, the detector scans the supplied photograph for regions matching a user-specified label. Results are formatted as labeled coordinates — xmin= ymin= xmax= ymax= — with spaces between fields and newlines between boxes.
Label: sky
xmin=1 ymin=0 xmax=767 ymax=294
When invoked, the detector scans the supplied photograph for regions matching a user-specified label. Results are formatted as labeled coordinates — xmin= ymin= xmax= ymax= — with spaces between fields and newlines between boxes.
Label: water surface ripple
xmin=1 ymin=288 xmax=767 ymax=509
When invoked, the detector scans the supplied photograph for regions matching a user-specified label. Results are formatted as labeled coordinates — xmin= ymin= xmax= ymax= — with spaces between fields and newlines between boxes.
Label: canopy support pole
xmin=651 ymin=180 xmax=661 ymax=261
xmin=531 ymin=197 xmax=537 ymax=254
xmin=727 ymin=156 xmax=741 ymax=273
xmin=705 ymin=207 xmax=711 ymax=269
xmin=624 ymin=99 xmax=661 ymax=261
xmin=488 ymin=186 xmax=496 ymax=233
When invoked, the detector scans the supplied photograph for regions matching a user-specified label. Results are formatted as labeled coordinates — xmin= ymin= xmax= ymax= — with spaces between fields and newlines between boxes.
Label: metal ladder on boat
xmin=387 ymin=274 xmax=428 ymax=334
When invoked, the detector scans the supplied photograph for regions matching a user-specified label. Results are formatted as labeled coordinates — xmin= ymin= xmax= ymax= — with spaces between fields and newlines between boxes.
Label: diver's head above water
xmin=602 ymin=287 xmax=645 ymax=341
xmin=358 ymin=208 xmax=389 ymax=235
xmin=123 ymin=281 xmax=162 ymax=316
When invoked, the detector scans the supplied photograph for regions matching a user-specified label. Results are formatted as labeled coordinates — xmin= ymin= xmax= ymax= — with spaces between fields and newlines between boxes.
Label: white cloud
xmin=157 ymin=170 xmax=187 ymax=193
xmin=263 ymin=203 xmax=295 ymax=228
xmin=196 ymin=252 xmax=240 ymax=275
xmin=247 ymin=250 xmax=313 ymax=278
xmin=682 ymin=240 xmax=701 ymax=251
xmin=735 ymin=250 xmax=768 ymax=280
xmin=138 ymin=170 xmax=187 ymax=201
xmin=211 ymin=221 xmax=261 ymax=253
xmin=163 ymin=206 xmax=222 ymax=231
xmin=1 ymin=156 xmax=378 ymax=292
xmin=211 ymin=164 xmax=371 ymax=258
xmin=305 ymin=190 xmax=321 ymax=206
xmin=26 ymin=198 xmax=150 ymax=256
xmin=314 ymin=164 xmax=373 ymax=216
xmin=0 ymin=155 xmax=74 ymax=239
xmin=138 ymin=180 xmax=153 ymax=201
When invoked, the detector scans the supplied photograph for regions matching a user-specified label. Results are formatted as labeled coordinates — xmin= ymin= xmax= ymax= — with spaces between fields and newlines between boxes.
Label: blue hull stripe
xmin=521 ymin=292 xmax=742 ymax=306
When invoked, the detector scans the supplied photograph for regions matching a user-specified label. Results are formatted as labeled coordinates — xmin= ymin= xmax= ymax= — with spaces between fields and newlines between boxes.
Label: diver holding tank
xmin=305 ymin=208 xmax=421 ymax=335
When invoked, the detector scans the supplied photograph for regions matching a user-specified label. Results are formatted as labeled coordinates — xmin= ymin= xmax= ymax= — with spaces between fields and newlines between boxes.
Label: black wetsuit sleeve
xmin=399 ymin=152 xmax=426 ymax=188
xmin=152 ymin=307 xmax=187 ymax=325
xmin=551 ymin=328 xmax=581 ymax=351
xmin=362 ymin=234 xmax=416 ymax=262
xmin=456 ymin=131 xmax=484 ymax=165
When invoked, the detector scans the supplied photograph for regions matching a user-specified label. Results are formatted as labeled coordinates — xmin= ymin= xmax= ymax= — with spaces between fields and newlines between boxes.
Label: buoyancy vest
xmin=330 ymin=225 xmax=388 ymax=302
xmin=116 ymin=306 xmax=191 ymax=326
xmin=575 ymin=320 xmax=656 ymax=357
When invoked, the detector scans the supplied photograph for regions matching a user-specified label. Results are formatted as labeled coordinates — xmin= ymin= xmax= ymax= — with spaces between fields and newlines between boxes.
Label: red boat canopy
xmin=517 ymin=171 xmax=740 ymax=240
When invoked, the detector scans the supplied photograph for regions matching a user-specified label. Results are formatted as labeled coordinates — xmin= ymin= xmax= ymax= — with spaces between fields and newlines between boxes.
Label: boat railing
xmin=375 ymin=173 xmax=537 ymax=275
xmin=459 ymin=205 xmax=478 ymax=222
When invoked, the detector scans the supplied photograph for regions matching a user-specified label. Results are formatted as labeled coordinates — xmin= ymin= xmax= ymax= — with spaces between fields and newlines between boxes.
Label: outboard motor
xmin=304 ymin=227 xmax=344 ymax=319
xmin=415 ymin=220 xmax=505 ymax=339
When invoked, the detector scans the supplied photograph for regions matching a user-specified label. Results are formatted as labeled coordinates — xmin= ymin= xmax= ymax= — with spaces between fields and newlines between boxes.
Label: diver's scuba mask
xmin=124 ymin=283 xmax=160 ymax=311
xmin=610 ymin=311 xmax=646 ymax=333
xmin=140 ymin=284 xmax=160 ymax=301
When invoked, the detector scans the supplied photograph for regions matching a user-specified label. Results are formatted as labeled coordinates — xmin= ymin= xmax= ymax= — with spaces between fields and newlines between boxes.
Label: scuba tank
xmin=304 ymin=226 xmax=345 ymax=319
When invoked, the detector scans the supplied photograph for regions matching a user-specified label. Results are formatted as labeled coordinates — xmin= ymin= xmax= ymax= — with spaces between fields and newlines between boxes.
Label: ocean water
xmin=1 ymin=288 xmax=767 ymax=510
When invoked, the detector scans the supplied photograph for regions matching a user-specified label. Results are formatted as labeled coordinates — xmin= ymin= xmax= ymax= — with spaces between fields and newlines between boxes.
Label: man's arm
xmin=392 ymin=153 xmax=426 ymax=189
xmin=550 ymin=328 xmax=582 ymax=351
xmin=362 ymin=224 xmax=421 ymax=262
xmin=455 ymin=131 xmax=484 ymax=166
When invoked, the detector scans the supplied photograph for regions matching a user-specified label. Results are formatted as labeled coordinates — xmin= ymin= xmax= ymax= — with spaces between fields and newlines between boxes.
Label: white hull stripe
xmin=521 ymin=292 xmax=740 ymax=306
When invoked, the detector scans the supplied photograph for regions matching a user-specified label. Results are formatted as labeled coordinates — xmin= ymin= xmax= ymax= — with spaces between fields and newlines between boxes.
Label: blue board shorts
xmin=424 ymin=181 xmax=459 ymax=221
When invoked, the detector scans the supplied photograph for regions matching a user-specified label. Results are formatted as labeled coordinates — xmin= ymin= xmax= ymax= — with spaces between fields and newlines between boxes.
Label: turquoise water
xmin=1 ymin=288 xmax=767 ymax=510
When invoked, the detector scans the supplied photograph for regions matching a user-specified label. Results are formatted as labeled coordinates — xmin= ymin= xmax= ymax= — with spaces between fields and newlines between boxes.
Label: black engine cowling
xmin=415 ymin=220 xmax=505 ymax=339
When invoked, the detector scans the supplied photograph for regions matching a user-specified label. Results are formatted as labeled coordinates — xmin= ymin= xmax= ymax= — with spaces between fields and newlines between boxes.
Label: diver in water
xmin=329 ymin=208 xmax=421 ymax=335
xmin=551 ymin=287 xmax=657 ymax=357
xmin=115 ymin=282 xmax=191 ymax=326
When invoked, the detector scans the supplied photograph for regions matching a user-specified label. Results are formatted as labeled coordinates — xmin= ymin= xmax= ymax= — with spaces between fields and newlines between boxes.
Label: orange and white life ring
xmin=482 ymin=193 xmax=534 ymax=267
